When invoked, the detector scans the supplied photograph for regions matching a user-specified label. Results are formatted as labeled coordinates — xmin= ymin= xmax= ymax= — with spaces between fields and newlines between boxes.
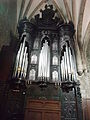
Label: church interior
xmin=0 ymin=0 xmax=90 ymax=120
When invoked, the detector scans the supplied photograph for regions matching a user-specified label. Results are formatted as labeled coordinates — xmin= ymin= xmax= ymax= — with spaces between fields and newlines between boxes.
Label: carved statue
xmin=40 ymin=4 xmax=57 ymax=21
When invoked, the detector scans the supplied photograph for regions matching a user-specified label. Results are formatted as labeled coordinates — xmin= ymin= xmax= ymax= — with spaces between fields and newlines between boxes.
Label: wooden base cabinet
xmin=24 ymin=99 xmax=61 ymax=120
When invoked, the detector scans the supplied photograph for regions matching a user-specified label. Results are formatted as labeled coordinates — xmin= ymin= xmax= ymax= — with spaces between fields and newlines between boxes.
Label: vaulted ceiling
xmin=17 ymin=0 xmax=90 ymax=48
xmin=16 ymin=0 xmax=90 ymax=74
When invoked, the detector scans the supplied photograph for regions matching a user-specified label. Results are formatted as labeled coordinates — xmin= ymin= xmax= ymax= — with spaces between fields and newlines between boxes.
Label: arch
xmin=52 ymin=56 xmax=58 ymax=65
xmin=33 ymin=40 xmax=39 ymax=49
xmin=29 ymin=69 xmax=36 ymax=80
xmin=52 ymin=71 xmax=58 ymax=82
xmin=41 ymin=36 xmax=50 ymax=47
xmin=31 ymin=54 xmax=37 ymax=64
xmin=52 ymin=42 xmax=57 ymax=50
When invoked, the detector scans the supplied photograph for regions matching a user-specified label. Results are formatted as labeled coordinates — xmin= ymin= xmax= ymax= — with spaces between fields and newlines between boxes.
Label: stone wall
xmin=86 ymin=39 xmax=90 ymax=73
xmin=0 ymin=0 xmax=17 ymax=50
xmin=78 ymin=39 xmax=90 ymax=99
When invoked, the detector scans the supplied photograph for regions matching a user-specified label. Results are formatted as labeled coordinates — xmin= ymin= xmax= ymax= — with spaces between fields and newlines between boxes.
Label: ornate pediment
xmin=40 ymin=4 xmax=57 ymax=21
xmin=33 ymin=4 xmax=63 ymax=29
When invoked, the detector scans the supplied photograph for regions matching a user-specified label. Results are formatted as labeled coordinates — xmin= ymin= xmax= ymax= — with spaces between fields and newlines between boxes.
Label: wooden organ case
xmin=0 ymin=5 xmax=83 ymax=120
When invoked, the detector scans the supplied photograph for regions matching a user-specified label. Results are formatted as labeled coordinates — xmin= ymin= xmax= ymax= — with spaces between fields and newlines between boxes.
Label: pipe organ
xmin=0 ymin=5 xmax=83 ymax=120
xmin=12 ymin=5 xmax=77 ymax=86
xmin=59 ymin=23 xmax=77 ymax=85
xmin=60 ymin=43 xmax=77 ymax=82
xmin=12 ymin=18 xmax=35 ymax=81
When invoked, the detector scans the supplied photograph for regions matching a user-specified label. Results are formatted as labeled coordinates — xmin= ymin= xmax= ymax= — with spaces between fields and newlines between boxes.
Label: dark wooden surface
xmin=0 ymin=46 xmax=14 ymax=81
xmin=24 ymin=99 xmax=61 ymax=120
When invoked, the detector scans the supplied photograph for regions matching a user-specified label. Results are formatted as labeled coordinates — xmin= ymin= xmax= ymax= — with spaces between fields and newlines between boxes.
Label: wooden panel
xmin=44 ymin=111 xmax=60 ymax=120
xmin=26 ymin=99 xmax=60 ymax=111
xmin=25 ymin=110 xmax=42 ymax=120
xmin=0 ymin=46 xmax=14 ymax=81
xmin=24 ymin=99 xmax=61 ymax=120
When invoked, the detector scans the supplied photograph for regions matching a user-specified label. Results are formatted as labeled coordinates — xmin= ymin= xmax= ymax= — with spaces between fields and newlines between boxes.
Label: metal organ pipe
xmin=64 ymin=51 xmax=68 ymax=80
xmin=18 ymin=38 xmax=26 ymax=73
xmin=13 ymin=36 xmax=29 ymax=79
xmin=61 ymin=56 xmax=65 ymax=81
xmin=17 ymin=39 xmax=25 ymax=78
xmin=66 ymin=44 xmax=71 ymax=81
xmin=61 ymin=43 xmax=77 ymax=82
xmin=69 ymin=47 xmax=77 ymax=81
xmin=69 ymin=46 xmax=77 ymax=81
xmin=44 ymin=44 xmax=46 ymax=78
xmin=64 ymin=52 xmax=67 ymax=81
xmin=63 ymin=56 xmax=65 ymax=80
xmin=69 ymin=47 xmax=73 ymax=81
xmin=62 ymin=55 xmax=64 ymax=80
xmin=13 ymin=43 xmax=22 ymax=77
xmin=47 ymin=43 xmax=50 ymax=81
xmin=21 ymin=46 xmax=27 ymax=78
xmin=60 ymin=50 xmax=64 ymax=81
xmin=38 ymin=49 xmax=42 ymax=78
xmin=72 ymin=54 xmax=77 ymax=81
xmin=24 ymin=53 xmax=28 ymax=78
xmin=66 ymin=44 xmax=70 ymax=77
xmin=38 ymin=40 xmax=50 ymax=80
xmin=15 ymin=43 xmax=22 ymax=77
xmin=61 ymin=60 xmax=63 ymax=81
xmin=42 ymin=45 xmax=45 ymax=79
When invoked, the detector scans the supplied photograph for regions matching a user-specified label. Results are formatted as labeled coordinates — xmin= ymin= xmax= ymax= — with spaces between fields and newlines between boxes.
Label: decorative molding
xmin=23 ymin=0 xmax=33 ymax=18
xmin=63 ymin=0 xmax=72 ymax=21
xmin=52 ymin=0 xmax=66 ymax=22
xmin=28 ymin=0 xmax=45 ymax=20
xmin=18 ymin=0 xmax=26 ymax=22
xmin=72 ymin=0 xmax=76 ymax=28
xmin=83 ymin=21 xmax=90 ymax=53
xmin=77 ymin=0 xmax=87 ymax=49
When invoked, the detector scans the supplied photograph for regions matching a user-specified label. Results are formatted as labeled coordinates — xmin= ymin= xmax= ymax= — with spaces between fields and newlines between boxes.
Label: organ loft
xmin=0 ymin=4 xmax=83 ymax=120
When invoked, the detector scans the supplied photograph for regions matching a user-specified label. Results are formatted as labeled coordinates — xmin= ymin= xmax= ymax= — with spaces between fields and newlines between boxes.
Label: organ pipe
xmin=13 ymin=43 xmax=22 ymax=77
xmin=64 ymin=51 xmax=68 ymax=80
xmin=18 ymin=38 xmax=26 ymax=72
xmin=66 ymin=44 xmax=70 ymax=77
xmin=61 ymin=60 xmax=63 ymax=81
xmin=20 ymin=47 xmax=27 ymax=78
xmin=13 ymin=36 xmax=29 ymax=79
xmin=61 ymin=55 xmax=64 ymax=80
xmin=61 ymin=43 xmax=77 ymax=82
xmin=68 ymin=47 xmax=74 ymax=81
xmin=62 ymin=56 xmax=65 ymax=81
xmin=23 ymin=53 xmax=28 ymax=78
xmin=70 ymin=49 xmax=77 ymax=81
xmin=38 ymin=40 xmax=50 ymax=80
